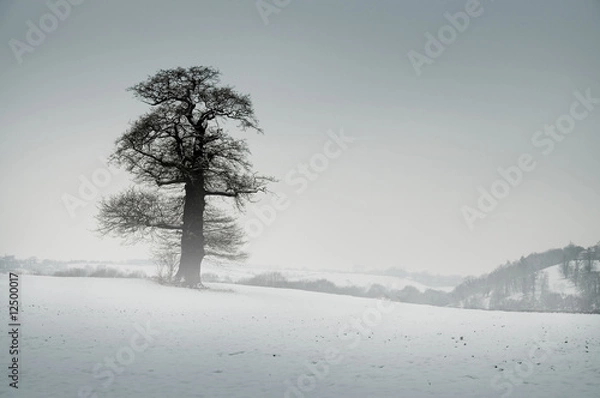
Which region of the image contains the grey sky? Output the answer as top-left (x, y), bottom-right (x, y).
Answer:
top-left (1, 0), bottom-right (599, 276)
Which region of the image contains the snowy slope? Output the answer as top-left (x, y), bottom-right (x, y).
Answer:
top-left (539, 264), bottom-right (579, 296)
top-left (1, 276), bottom-right (599, 397)
top-left (456, 261), bottom-right (600, 311)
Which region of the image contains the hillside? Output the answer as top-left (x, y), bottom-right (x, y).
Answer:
top-left (1, 275), bottom-right (599, 397)
top-left (451, 244), bottom-right (600, 313)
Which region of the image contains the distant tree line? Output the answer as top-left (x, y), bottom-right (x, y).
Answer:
top-left (237, 272), bottom-right (452, 307)
top-left (560, 246), bottom-right (600, 312)
top-left (4, 241), bottom-right (598, 314)
top-left (451, 242), bottom-right (600, 313)
top-left (0, 256), bottom-right (62, 274)
top-left (0, 256), bottom-right (149, 276)
top-left (371, 268), bottom-right (464, 288)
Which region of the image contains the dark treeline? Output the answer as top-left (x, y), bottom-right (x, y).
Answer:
top-left (227, 271), bottom-right (452, 307)
top-left (452, 243), bottom-right (600, 313)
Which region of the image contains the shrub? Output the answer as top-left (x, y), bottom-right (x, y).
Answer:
top-left (53, 266), bottom-right (146, 279)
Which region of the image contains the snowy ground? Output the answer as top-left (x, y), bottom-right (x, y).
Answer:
top-left (1, 275), bottom-right (599, 397)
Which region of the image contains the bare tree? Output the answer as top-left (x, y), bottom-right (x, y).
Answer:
top-left (153, 233), bottom-right (179, 284)
top-left (97, 66), bottom-right (272, 286)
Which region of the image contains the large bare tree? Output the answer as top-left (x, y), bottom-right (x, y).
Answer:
top-left (97, 66), bottom-right (272, 286)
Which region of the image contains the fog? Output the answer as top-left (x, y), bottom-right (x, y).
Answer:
top-left (1, 1), bottom-right (599, 397)
top-left (2, 0), bottom-right (600, 275)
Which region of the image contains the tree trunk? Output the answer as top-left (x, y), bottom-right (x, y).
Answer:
top-left (176, 179), bottom-right (206, 287)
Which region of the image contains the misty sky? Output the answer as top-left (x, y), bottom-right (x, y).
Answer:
top-left (1, 0), bottom-right (599, 276)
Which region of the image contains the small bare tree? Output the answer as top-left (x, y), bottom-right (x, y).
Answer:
top-left (152, 231), bottom-right (180, 284)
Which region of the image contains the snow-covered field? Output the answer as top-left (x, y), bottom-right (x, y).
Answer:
top-left (2, 275), bottom-right (599, 397)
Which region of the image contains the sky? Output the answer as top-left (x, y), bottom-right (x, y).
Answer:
top-left (0, 0), bottom-right (599, 276)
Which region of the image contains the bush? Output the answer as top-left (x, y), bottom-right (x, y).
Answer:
top-left (243, 272), bottom-right (288, 287)
top-left (53, 266), bottom-right (146, 279)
